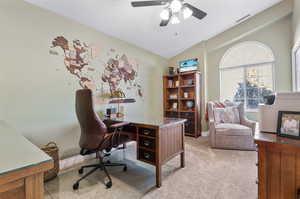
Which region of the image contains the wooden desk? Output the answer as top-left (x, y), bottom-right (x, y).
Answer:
top-left (105, 116), bottom-right (186, 188)
top-left (0, 125), bottom-right (53, 199)
top-left (255, 132), bottom-right (300, 199)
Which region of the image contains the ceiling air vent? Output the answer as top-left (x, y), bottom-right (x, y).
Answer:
top-left (236, 14), bottom-right (251, 23)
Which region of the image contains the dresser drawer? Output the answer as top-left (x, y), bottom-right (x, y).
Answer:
top-left (138, 149), bottom-right (156, 164)
top-left (139, 137), bottom-right (156, 150)
top-left (139, 128), bottom-right (156, 137)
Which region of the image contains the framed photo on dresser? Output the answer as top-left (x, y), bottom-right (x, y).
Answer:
top-left (277, 111), bottom-right (300, 139)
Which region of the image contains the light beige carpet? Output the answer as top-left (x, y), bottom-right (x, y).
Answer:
top-left (45, 136), bottom-right (257, 199)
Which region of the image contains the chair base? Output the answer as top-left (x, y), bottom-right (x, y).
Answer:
top-left (73, 158), bottom-right (127, 190)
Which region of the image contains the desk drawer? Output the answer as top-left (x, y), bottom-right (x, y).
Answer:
top-left (139, 128), bottom-right (156, 137)
top-left (139, 137), bottom-right (156, 150)
top-left (138, 149), bottom-right (156, 164)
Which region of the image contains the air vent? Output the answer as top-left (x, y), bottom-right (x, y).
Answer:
top-left (236, 14), bottom-right (251, 23)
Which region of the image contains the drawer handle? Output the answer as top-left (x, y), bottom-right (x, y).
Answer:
top-left (143, 130), bottom-right (151, 135)
top-left (256, 163), bottom-right (258, 167)
top-left (144, 153), bottom-right (151, 159)
top-left (143, 140), bottom-right (151, 147)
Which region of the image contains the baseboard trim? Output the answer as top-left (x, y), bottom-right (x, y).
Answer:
top-left (59, 153), bottom-right (96, 170)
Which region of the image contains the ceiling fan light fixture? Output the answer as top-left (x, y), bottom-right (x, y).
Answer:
top-left (170, 0), bottom-right (182, 13)
top-left (170, 15), bottom-right (180, 24)
top-left (182, 6), bottom-right (193, 19)
top-left (160, 8), bottom-right (170, 20)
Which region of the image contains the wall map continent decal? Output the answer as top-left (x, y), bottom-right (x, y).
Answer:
top-left (50, 36), bottom-right (143, 102)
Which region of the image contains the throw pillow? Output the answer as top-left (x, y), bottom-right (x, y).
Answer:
top-left (223, 106), bottom-right (240, 123)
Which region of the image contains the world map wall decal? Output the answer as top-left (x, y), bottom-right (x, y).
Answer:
top-left (50, 36), bottom-right (143, 103)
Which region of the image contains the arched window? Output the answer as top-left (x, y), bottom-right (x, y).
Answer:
top-left (220, 41), bottom-right (275, 111)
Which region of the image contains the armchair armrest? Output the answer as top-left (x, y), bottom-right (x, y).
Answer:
top-left (241, 118), bottom-right (257, 135)
top-left (109, 121), bottom-right (130, 129)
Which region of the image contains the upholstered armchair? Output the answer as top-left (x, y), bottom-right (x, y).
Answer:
top-left (207, 102), bottom-right (256, 150)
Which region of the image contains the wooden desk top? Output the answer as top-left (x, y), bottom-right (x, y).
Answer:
top-left (255, 131), bottom-right (300, 147)
top-left (0, 123), bottom-right (52, 177)
top-left (105, 116), bottom-right (186, 128)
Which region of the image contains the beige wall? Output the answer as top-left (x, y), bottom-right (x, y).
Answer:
top-left (169, 0), bottom-right (293, 123)
top-left (0, 0), bottom-right (167, 158)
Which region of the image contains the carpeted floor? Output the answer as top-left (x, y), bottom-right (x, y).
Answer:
top-left (45, 136), bottom-right (257, 199)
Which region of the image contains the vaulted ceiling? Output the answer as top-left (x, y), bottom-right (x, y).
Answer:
top-left (25, 0), bottom-right (282, 58)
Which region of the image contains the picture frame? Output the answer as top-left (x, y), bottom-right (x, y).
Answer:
top-left (277, 111), bottom-right (300, 139)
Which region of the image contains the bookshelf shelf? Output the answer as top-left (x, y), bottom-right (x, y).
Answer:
top-left (163, 71), bottom-right (202, 137)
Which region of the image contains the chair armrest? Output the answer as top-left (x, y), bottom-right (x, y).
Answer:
top-left (109, 121), bottom-right (130, 129)
top-left (241, 119), bottom-right (257, 135)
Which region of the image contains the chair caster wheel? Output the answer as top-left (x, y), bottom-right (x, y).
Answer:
top-left (78, 168), bottom-right (84, 174)
top-left (106, 181), bottom-right (112, 189)
top-left (73, 183), bottom-right (79, 190)
top-left (123, 166), bottom-right (127, 172)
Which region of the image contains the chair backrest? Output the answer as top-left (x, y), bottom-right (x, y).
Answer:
top-left (207, 101), bottom-right (244, 124)
top-left (75, 89), bottom-right (107, 150)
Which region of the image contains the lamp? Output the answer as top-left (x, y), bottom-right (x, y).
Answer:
top-left (170, 0), bottom-right (182, 13)
top-left (170, 15), bottom-right (180, 24)
top-left (160, 8), bottom-right (170, 20)
top-left (182, 6), bottom-right (193, 19)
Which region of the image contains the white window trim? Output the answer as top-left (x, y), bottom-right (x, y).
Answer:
top-left (292, 44), bottom-right (300, 92)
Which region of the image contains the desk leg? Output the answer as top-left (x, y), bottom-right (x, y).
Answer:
top-left (155, 165), bottom-right (162, 188)
top-left (180, 152), bottom-right (185, 168)
top-left (25, 172), bottom-right (44, 199)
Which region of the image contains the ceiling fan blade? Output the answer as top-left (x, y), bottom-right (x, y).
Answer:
top-left (131, 1), bottom-right (167, 7)
top-left (160, 19), bottom-right (170, 27)
top-left (184, 3), bottom-right (207, 20)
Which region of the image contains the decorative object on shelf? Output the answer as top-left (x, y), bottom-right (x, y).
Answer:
top-left (168, 67), bottom-right (176, 75)
top-left (106, 107), bottom-right (117, 118)
top-left (186, 79), bottom-right (193, 85)
top-left (109, 90), bottom-right (136, 117)
top-left (41, 142), bottom-right (59, 182)
top-left (184, 92), bottom-right (188, 98)
top-left (277, 111), bottom-right (300, 139)
top-left (168, 80), bottom-right (173, 87)
top-left (169, 94), bottom-right (178, 99)
top-left (179, 58), bottom-right (198, 72)
top-left (186, 101), bottom-right (194, 109)
top-left (175, 80), bottom-right (179, 87)
top-left (172, 102), bottom-right (178, 110)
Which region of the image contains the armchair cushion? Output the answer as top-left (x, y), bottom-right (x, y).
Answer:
top-left (215, 123), bottom-right (252, 136)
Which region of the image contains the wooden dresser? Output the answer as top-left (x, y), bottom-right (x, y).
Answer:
top-left (163, 71), bottom-right (202, 137)
top-left (255, 132), bottom-right (300, 199)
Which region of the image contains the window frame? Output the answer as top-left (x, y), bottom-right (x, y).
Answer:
top-left (292, 44), bottom-right (300, 92)
top-left (219, 58), bottom-right (276, 113)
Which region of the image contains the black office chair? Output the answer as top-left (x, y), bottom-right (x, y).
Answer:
top-left (73, 89), bottom-right (131, 189)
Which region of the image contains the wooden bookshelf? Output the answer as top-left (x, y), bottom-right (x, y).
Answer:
top-left (163, 71), bottom-right (202, 137)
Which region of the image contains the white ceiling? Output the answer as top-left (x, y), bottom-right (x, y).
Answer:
top-left (25, 0), bottom-right (282, 58)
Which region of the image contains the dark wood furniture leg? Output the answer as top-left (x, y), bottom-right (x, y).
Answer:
top-left (180, 152), bottom-right (185, 168)
top-left (155, 165), bottom-right (162, 188)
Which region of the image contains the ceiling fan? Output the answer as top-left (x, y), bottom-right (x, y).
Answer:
top-left (131, 0), bottom-right (207, 27)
